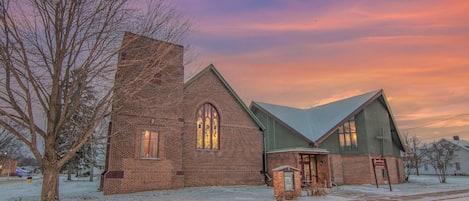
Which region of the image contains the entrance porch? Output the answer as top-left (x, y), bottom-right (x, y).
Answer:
top-left (266, 148), bottom-right (331, 188)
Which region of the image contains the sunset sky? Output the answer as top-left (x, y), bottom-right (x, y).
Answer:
top-left (172, 0), bottom-right (469, 142)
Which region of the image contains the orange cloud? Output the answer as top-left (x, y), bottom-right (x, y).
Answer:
top-left (181, 0), bottom-right (469, 141)
top-left (426, 118), bottom-right (469, 128)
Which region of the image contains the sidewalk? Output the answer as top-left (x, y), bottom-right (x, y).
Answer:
top-left (319, 175), bottom-right (469, 201)
top-left (324, 186), bottom-right (469, 201)
top-left (0, 175), bottom-right (468, 201)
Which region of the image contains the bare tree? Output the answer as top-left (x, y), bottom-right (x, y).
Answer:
top-left (0, 0), bottom-right (190, 200)
top-left (87, 115), bottom-right (110, 182)
top-left (0, 127), bottom-right (19, 151)
top-left (54, 75), bottom-right (96, 181)
top-left (0, 123), bottom-right (26, 160)
top-left (422, 139), bottom-right (458, 183)
top-left (402, 132), bottom-right (423, 181)
top-left (1, 128), bottom-right (17, 171)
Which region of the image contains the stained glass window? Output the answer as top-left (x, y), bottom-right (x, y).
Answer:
top-left (196, 103), bottom-right (220, 150)
top-left (338, 117), bottom-right (358, 151)
top-left (141, 130), bottom-right (159, 158)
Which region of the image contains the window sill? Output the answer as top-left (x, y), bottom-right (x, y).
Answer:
top-left (140, 157), bottom-right (161, 160)
top-left (195, 149), bottom-right (220, 152)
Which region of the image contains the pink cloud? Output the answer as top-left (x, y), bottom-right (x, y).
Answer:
top-left (178, 0), bottom-right (469, 141)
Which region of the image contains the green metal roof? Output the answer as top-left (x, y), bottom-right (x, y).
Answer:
top-left (185, 64), bottom-right (266, 131)
top-left (251, 89), bottom-right (404, 150)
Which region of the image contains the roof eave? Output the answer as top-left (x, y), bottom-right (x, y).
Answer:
top-left (185, 64), bottom-right (266, 131)
top-left (250, 102), bottom-right (314, 144)
top-left (378, 91), bottom-right (406, 152)
top-left (315, 89), bottom-right (384, 145)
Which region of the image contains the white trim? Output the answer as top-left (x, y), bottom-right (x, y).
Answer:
top-left (267, 147), bottom-right (329, 154)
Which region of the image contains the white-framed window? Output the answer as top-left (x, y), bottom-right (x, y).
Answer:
top-left (141, 130), bottom-right (159, 158)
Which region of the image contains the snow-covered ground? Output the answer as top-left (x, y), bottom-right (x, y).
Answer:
top-left (1, 175), bottom-right (468, 201)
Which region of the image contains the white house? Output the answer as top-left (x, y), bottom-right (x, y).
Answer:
top-left (417, 136), bottom-right (469, 176)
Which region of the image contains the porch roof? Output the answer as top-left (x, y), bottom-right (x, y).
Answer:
top-left (266, 147), bottom-right (329, 154)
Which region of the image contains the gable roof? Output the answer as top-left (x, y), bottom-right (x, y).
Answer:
top-left (185, 64), bottom-right (266, 131)
top-left (444, 139), bottom-right (469, 152)
top-left (251, 89), bottom-right (404, 149)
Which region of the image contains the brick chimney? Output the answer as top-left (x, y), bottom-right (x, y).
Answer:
top-left (453, 136), bottom-right (460, 141)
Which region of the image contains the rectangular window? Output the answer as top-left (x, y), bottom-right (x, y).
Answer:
top-left (455, 162), bottom-right (461, 171)
top-left (351, 132), bottom-right (358, 150)
top-left (338, 117), bottom-right (358, 152)
top-left (345, 133), bottom-right (351, 149)
top-left (141, 130), bottom-right (159, 158)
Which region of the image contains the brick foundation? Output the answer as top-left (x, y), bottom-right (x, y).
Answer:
top-left (266, 150), bottom-right (331, 188)
top-left (329, 154), bottom-right (405, 185)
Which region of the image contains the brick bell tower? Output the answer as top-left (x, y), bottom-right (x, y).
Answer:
top-left (102, 32), bottom-right (184, 194)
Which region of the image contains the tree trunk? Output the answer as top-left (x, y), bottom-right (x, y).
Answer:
top-left (441, 168), bottom-right (447, 183)
top-left (41, 166), bottom-right (60, 201)
top-left (89, 163), bottom-right (94, 182)
top-left (67, 163), bottom-right (73, 181)
top-left (415, 160), bottom-right (420, 176)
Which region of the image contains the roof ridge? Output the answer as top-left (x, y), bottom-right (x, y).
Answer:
top-left (253, 101), bottom-right (306, 111)
top-left (185, 64), bottom-right (266, 131)
top-left (446, 139), bottom-right (469, 152)
top-left (253, 89), bottom-right (399, 147)
top-left (308, 89), bottom-right (382, 110)
top-left (184, 64), bottom-right (214, 87)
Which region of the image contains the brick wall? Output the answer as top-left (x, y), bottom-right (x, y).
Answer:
top-left (341, 154), bottom-right (373, 184)
top-left (0, 159), bottom-right (17, 176)
top-left (329, 153), bottom-right (405, 186)
top-left (182, 68), bottom-right (264, 187)
top-left (273, 170), bottom-right (301, 199)
top-left (266, 151), bottom-right (331, 188)
top-left (267, 152), bottom-right (298, 183)
top-left (104, 34), bottom-right (266, 195)
top-left (329, 154), bottom-right (344, 185)
top-left (103, 32), bottom-right (184, 195)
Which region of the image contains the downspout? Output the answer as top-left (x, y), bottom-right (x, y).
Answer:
top-left (263, 115), bottom-right (271, 182)
top-left (263, 128), bottom-right (271, 182)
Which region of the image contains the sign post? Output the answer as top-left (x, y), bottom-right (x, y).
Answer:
top-left (372, 158), bottom-right (392, 191)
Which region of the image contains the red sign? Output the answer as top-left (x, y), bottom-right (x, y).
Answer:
top-left (374, 158), bottom-right (386, 168)
top-left (372, 158), bottom-right (392, 191)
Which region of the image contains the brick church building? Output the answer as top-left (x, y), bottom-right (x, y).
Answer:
top-left (102, 33), bottom-right (406, 195)
top-left (101, 33), bottom-right (265, 194)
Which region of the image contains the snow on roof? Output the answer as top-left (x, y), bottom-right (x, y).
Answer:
top-left (447, 139), bottom-right (469, 152)
top-left (252, 90), bottom-right (382, 143)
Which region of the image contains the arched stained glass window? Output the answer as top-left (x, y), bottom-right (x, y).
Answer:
top-left (196, 103), bottom-right (220, 150)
